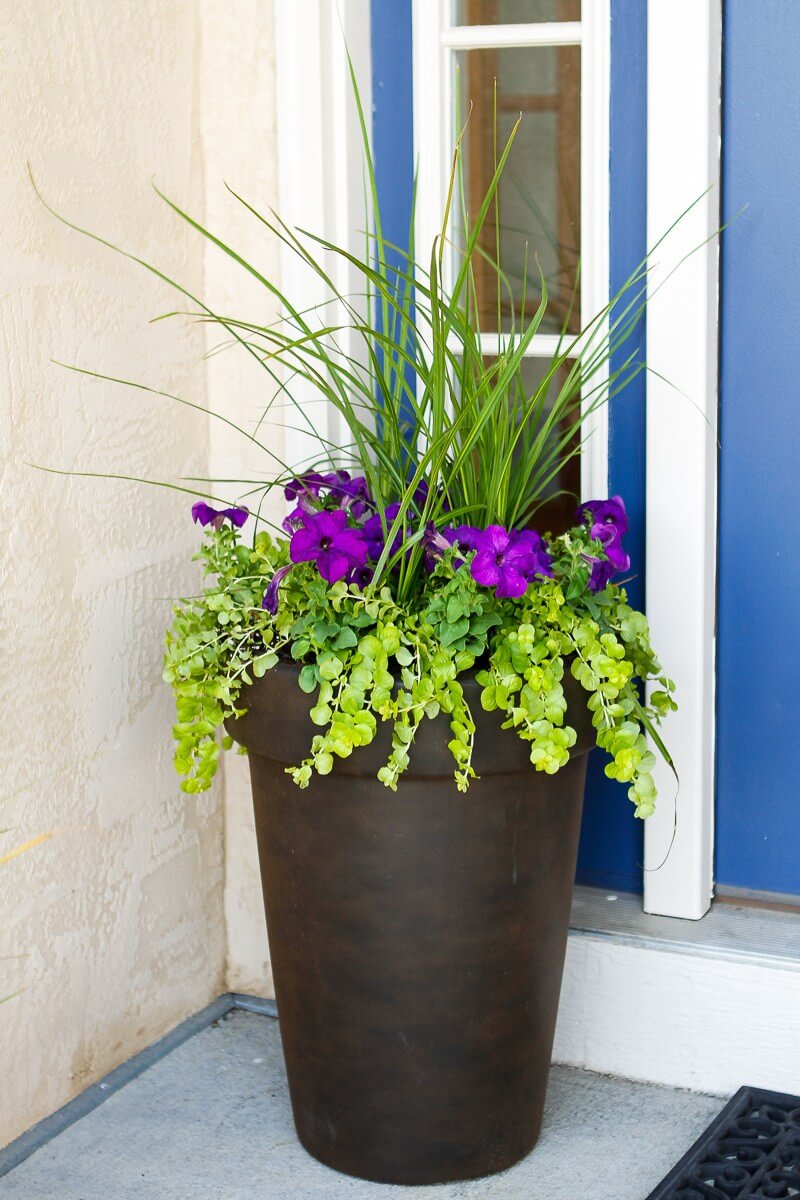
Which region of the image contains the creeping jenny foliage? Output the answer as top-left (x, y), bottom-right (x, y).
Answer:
top-left (163, 523), bottom-right (676, 817)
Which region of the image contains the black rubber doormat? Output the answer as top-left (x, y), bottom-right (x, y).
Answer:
top-left (646, 1086), bottom-right (800, 1198)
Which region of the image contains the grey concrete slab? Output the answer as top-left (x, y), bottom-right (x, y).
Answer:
top-left (2, 1010), bottom-right (723, 1199)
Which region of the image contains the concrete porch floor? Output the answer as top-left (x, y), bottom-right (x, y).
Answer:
top-left (2, 1009), bottom-right (723, 1199)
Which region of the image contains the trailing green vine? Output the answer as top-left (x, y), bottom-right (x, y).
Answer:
top-left (164, 513), bottom-right (676, 816)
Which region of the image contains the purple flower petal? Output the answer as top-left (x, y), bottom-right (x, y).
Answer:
top-left (578, 495), bottom-right (630, 590)
top-left (508, 529), bottom-right (554, 579)
top-left (262, 564), bottom-right (292, 614)
top-left (575, 494), bottom-right (633, 588)
top-left (318, 550), bottom-right (353, 584)
top-left (288, 509), bottom-right (368, 583)
top-left (335, 530), bottom-right (370, 565)
top-left (285, 470), bottom-right (372, 519)
top-left (446, 525), bottom-right (483, 553)
top-left (594, 526), bottom-right (629, 571)
top-left (587, 557), bottom-right (617, 593)
top-left (192, 501), bottom-right (248, 529)
top-left (192, 501), bottom-right (219, 527)
top-left (469, 525), bottom-right (552, 595)
top-left (423, 523), bottom-right (458, 571)
top-left (282, 504), bottom-right (307, 534)
top-left (364, 503), bottom-right (402, 562)
top-left (470, 549), bottom-right (503, 588)
top-left (328, 472), bottom-right (371, 508)
top-left (410, 479), bottom-right (452, 515)
top-left (482, 525), bottom-right (511, 556)
top-left (348, 563), bottom-right (374, 589)
top-left (284, 472), bottom-right (325, 502)
top-left (495, 566), bottom-right (530, 599)
top-left (577, 494), bottom-right (629, 534)
top-left (290, 525), bottom-right (323, 563)
top-left (221, 506), bottom-right (249, 528)
top-left (411, 479), bottom-right (429, 509)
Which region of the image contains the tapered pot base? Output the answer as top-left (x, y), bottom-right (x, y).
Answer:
top-left (294, 1112), bottom-right (542, 1186)
top-left (228, 663), bottom-right (592, 1186)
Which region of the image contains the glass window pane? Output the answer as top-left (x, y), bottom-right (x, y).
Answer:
top-left (453, 0), bottom-right (580, 26)
top-left (454, 44), bottom-right (581, 335)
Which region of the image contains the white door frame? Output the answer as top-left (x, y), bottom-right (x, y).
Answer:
top-left (643, 0), bottom-right (722, 919)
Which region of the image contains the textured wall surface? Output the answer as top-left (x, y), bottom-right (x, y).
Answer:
top-left (199, 0), bottom-right (281, 998)
top-left (0, 0), bottom-right (231, 1146)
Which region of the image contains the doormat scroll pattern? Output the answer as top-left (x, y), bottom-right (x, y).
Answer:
top-left (647, 1086), bottom-right (800, 1198)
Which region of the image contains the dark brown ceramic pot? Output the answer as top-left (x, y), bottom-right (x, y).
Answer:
top-left (227, 661), bottom-right (593, 1186)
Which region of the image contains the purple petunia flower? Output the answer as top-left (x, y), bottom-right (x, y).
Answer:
top-left (470, 526), bottom-right (553, 599)
top-left (289, 509), bottom-right (368, 584)
top-left (262, 564), bottom-right (292, 614)
top-left (411, 479), bottom-right (430, 511)
top-left (592, 522), bottom-right (629, 571)
top-left (577, 495), bottom-right (630, 592)
top-left (327, 472), bottom-right (372, 517)
top-left (423, 523), bottom-right (489, 571)
top-left (284, 472), bottom-right (327, 502)
top-left (284, 470), bottom-right (372, 518)
top-left (587, 557), bottom-right (617, 593)
top-left (585, 529), bottom-right (630, 592)
top-left (577, 494), bottom-right (629, 537)
top-left (408, 478), bottom-right (453, 516)
top-left (192, 501), bottom-right (249, 530)
top-left (363, 503), bottom-right (402, 563)
top-left (445, 525), bottom-right (483, 553)
top-left (347, 563), bottom-right (374, 589)
top-left (423, 524), bottom-right (456, 572)
top-left (281, 504), bottom-right (309, 535)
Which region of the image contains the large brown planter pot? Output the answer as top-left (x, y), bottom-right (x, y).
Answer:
top-left (227, 660), bottom-right (593, 1186)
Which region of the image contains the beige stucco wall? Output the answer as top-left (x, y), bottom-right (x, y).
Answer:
top-left (200, 1), bottom-right (281, 999)
top-left (0, 0), bottom-right (281, 1147)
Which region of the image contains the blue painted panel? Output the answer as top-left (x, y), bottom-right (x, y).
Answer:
top-left (370, 0), bottom-right (415, 274)
top-left (370, 0), bottom-right (416, 445)
top-left (576, 0), bottom-right (647, 894)
top-left (370, 0), bottom-right (648, 893)
top-left (716, 1), bottom-right (800, 894)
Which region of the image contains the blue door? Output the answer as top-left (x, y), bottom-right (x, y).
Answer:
top-left (716, 0), bottom-right (800, 901)
top-left (371, 0), bottom-right (648, 893)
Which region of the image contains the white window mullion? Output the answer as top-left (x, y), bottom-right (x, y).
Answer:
top-left (449, 333), bottom-right (571, 360)
top-left (441, 22), bottom-right (583, 51)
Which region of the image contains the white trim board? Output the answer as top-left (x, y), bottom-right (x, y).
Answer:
top-left (558, 888), bottom-right (800, 1095)
top-left (274, 0), bottom-right (372, 472)
top-left (578, 0), bottom-right (611, 502)
top-left (555, 930), bottom-right (800, 1096)
top-left (643, 0), bottom-right (721, 919)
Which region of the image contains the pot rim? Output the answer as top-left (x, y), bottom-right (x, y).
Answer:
top-left (226, 657), bottom-right (596, 780)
